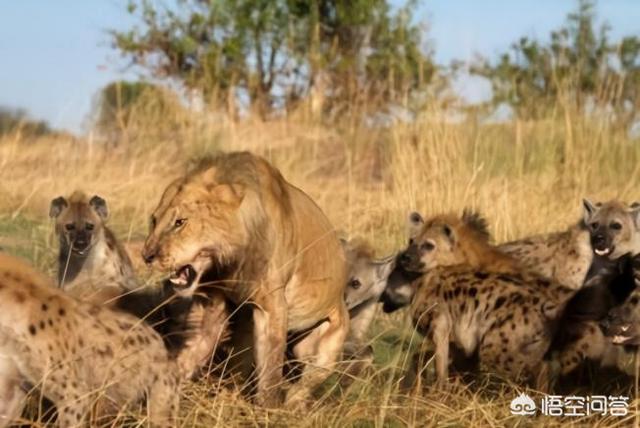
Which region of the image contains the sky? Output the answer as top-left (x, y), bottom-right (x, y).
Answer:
top-left (0, 1), bottom-right (638, 134)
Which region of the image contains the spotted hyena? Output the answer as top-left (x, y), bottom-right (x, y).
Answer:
top-left (550, 200), bottom-right (640, 376)
top-left (337, 239), bottom-right (395, 382)
top-left (601, 254), bottom-right (640, 345)
top-left (49, 191), bottom-right (138, 303)
top-left (0, 252), bottom-right (179, 427)
top-left (400, 210), bottom-right (578, 389)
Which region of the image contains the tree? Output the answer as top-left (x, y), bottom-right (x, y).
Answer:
top-left (91, 80), bottom-right (188, 143)
top-left (0, 107), bottom-right (51, 137)
top-left (471, 0), bottom-right (640, 124)
top-left (111, 0), bottom-right (435, 118)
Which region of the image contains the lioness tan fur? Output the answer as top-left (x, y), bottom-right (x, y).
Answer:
top-left (142, 151), bottom-right (349, 406)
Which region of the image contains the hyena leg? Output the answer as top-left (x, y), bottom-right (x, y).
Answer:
top-left (400, 340), bottom-right (432, 393)
top-left (0, 358), bottom-right (25, 428)
top-left (56, 396), bottom-right (91, 428)
top-left (147, 373), bottom-right (180, 428)
top-left (432, 312), bottom-right (451, 385)
top-left (557, 321), bottom-right (608, 376)
top-left (286, 303), bottom-right (349, 405)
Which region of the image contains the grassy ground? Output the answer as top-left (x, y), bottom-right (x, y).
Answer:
top-left (2, 107), bottom-right (640, 426)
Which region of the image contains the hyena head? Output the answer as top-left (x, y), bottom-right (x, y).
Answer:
top-left (601, 288), bottom-right (640, 346)
top-left (341, 239), bottom-right (395, 309)
top-left (380, 254), bottom-right (422, 313)
top-left (583, 199), bottom-right (640, 259)
top-left (398, 210), bottom-right (490, 273)
top-left (49, 191), bottom-right (108, 256)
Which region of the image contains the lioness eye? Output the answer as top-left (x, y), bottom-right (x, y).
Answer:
top-left (590, 222), bottom-right (599, 230)
top-left (174, 218), bottom-right (187, 228)
top-left (408, 238), bottom-right (414, 245)
top-left (85, 223), bottom-right (94, 231)
top-left (64, 224), bottom-right (75, 231)
top-left (349, 279), bottom-right (361, 289)
top-left (421, 242), bottom-right (435, 251)
top-left (610, 222), bottom-right (622, 230)
top-left (149, 216), bottom-right (156, 229)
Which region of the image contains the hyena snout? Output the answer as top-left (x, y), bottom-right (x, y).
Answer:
top-left (399, 247), bottom-right (424, 272)
top-left (600, 305), bottom-right (639, 344)
top-left (71, 231), bottom-right (91, 251)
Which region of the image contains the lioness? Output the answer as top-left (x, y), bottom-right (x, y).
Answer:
top-left (142, 151), bottom-right (349, 406)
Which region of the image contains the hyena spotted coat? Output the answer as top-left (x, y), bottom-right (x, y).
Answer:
top-left (400, 210), bottom-right (579, 389)
top-left (0, 252), bottom-right (179, 427)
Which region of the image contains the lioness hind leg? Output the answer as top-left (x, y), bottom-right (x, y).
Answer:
top-left (285, 304), bottom-right (349, 405)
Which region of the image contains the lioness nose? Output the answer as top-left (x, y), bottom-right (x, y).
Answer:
top-left (142, 248), bottom-right (157, 264)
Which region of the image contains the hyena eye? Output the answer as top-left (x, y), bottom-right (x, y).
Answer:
top-left (85, 223), bottom-right (94, 231)
top-left (421, 242), bottom-right (435, 251)
top-left (590, 222), bottom-right (599, 230)
top-left (349, 278), bottom-right (361, 289)
top-left (174, 218), bottom-right (187, 228)
top-left (610, 222), bottom-right (622, 231)
top-left (64, 224), bottom-right (75, 231)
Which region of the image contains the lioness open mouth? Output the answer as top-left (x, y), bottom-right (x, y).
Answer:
top-left (169, 265), bottom-right (197, 288)
top-left (594, 246), bottom-right (614, 256)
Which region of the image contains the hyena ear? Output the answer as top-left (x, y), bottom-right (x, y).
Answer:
top-left (443, 224), bottom-right (455, 244)
top-left (89, 195), bottom-right (109, 220)
top-left (582, 199), bottom-right (599, 222)
top-left (407, 212), bottom-right (424, 237)
top-left (49, 197), bottom-right (68, 218)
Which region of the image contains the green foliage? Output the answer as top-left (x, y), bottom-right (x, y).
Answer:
top-left (0, 107), bottom-right (51, 137)
top-left (111, 0), bottom-right (435, 118)
top-left (471, 0), bottom-right (640, 123)
top-left (92, 80), bottom-right (187, 142)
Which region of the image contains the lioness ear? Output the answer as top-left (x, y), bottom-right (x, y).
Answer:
top-left (89, 195), bottom-right (108, 219)
top-left (583, 199), bottom-right (599, 223)
top-left (49, 196), bottom-right (68, 218)
top-left (211, 184), bottom-right (245, 206)
top-left (407, 212), bottom-right (424, 237)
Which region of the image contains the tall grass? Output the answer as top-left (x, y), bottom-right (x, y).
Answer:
top-left (1, 98), bottom-right (639, 426)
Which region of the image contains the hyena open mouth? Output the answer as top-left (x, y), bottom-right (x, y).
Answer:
top-left (594, 245), bottom-right (615, 257)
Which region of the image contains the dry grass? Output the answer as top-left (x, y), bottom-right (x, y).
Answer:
top-left (2, 104), bottom-right (640, 426)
